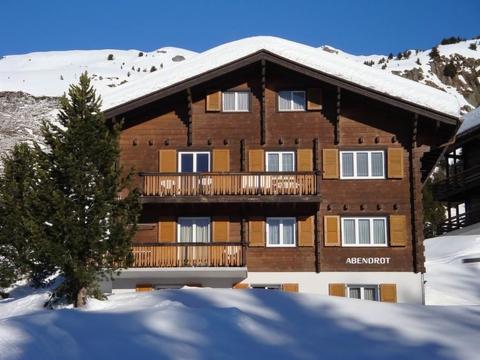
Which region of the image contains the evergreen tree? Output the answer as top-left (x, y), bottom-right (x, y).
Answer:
top-left (423, 163), bottom-right (447, 238)
top-left (443, 61), bottom-right (457, 78)
top-left (429, 46), bottom-right (440, 59)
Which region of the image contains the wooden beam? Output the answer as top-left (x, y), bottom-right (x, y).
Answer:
top-left (409, 113), bottom-right (422, 273)
top-left (187, 88), bottom-right (192, 146)
top-left (260, 60), bottom-right (266, 145)
top-left (240, 139), bottom-right (246, 172)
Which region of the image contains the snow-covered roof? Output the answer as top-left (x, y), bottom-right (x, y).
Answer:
top-left (101, 36), bottom-right (461, 119)
top-left (457, 106), bottom-right (480, 136)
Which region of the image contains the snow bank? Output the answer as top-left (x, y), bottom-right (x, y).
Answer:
top-left (101, 36), bottom-right (461, 118)
top-left (457, 106), bottom-right (480, 136)
top-left (1, 288), bottom-right (479, 359)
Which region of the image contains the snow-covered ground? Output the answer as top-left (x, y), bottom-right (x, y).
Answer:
top-left (1, 286), bottom-right (479, 360)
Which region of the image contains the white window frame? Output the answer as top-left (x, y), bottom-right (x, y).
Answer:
top-left (339, 150), bottom-right (385, 179)
top-left (278, 90), bottom-right (306, 111)
top-left (222, 91), bottom-right (250, 112)
top-left (341, 217), bottom-right (388, 247)
top-left (177, 217), bottom-right (211, 243)
top-left (265, 151), bottom-right (296, 172)
top-left (266, 217), bottom-right (296, 247)
top-left (178, 151), bottom-right (211, 173)
top-left (347, 285), bottom-right (380, 301)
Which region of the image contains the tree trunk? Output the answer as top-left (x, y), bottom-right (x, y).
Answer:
top-left (75, 287), bottom-right (87, 308)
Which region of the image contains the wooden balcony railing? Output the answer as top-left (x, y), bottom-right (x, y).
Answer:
top-left (433, 165), bottom-right (480, 201)
top-left (140, 172), bottom-right (318, 197)
top-left (437, 209), bottom-right (480, 234)
top-left (132, 243), bottom-right (245, 267)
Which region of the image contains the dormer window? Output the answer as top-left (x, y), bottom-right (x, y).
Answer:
top-left (222, 91), bottom-right (250, 112)
top-left (278, 91), bottom-right (306, 111)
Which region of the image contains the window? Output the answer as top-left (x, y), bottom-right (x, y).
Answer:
top-left (177, 217), bottom-right (210, 243)
top-left (266, 151), bottom-right (295, 172)
top-left (347, 285), bottom-right (379, 301)
top-left (278, 91), bottom-right (306, 111)
top-left (178, 152), bottom-right (210, 173)
top-left (340, 151), bottom-right (385, 179)
top-left (251, 284), bottom-right (281, 290)
top-left (222, 91), bottom-right (249, 112)
top-left (266, 217), bottom-right (296, 247)
top-left (341, 217), bottom-right (387, 246)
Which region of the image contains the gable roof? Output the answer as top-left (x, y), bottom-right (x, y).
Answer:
top-left (101, 36), bottom-right (461, 123)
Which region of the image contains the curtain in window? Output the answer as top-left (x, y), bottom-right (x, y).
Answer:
top-left (278, 91), bottom-right (291, 110)
top-left (358, 219), bottom-right (370, 244)
top-left (195, 219), bottom-right (210, 243)
top-left (357, 152), bottom-right (369, 177)
top-left (349, 287), bottom-right (361, 299)
top-left (364, 288), bottom-right (377, 301)
top-left (371, 152), bottom-right (384, 177)
top-left (342, 153), bottom-right (354, 177)
top-left (268, 220), bottom-right (280, 244)
top-left (282, 219), bottom-right (295, 245)
top-left (343, 219), bottom-right (356, 244)
top-left (373, 219), bottom-right (386, 244)
top-left (282, 153), bottom-right (294, 171)
top-left (223, 92), bottom-right (236, 111)
top-left (237, 92), bottom-right (249, 111)
top-left (267, 153), bottom-right (280, 172)
top-left (179, 219), bottom-right (194, 242)
top-left (292, 92), bottom-right (305, 110)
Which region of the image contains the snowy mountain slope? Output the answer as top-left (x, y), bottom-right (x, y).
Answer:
top-left (1, 287), bottom-right (480, 360)
top-left (321, 38), bottom-right (480, 112)
top-left (0, 47), bottom-right (197, 97)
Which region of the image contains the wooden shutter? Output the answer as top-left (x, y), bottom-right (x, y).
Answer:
top-left (329, 283), bottom-right (345, 297)
top-left (136, 284), bottom-right (153, 292)
top-left (380, 284), bottom-right (397, 303)
top-left (158, 218), bottom-right (176, 243)
top-left (282, 283), bottom-right (299, 292)
top-left (298, 216), bottom-right (314, 247)
top-left (212, 149), bottom-right (230, 172)
top-left (389, 215), bottom-right (407, 247)
top-left (307, 88), bottom-right (323, 110)
top-left (387, 148), bottom-right (404, 179)
top-left (248, 149), bottom-right (264, 172)
top-left (249, 218), bottom-right (265, 247)
top-left (206, 91), bottom-right (221, 112)
top-left (322, 149), bottom-right (339, 179)
top-left (233, 283), bottom-right (249, 289)
top-left (212, 218), bottom-right (229, 242)
top-left (297, 149), bottom-right (313, 171)
top-left (158, 149), bottom-right (176, 172)
top-left (324, 215), bottom-right (340, 246)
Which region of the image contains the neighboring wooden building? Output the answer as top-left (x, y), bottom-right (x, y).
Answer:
top-left (101, 37), bottom-right (460, 303)
top-left (434, 107), bottom-right (480, 233)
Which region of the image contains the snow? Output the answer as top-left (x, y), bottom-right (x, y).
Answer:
top-left (457, 106), bottom-right (480, 136)
top-left (425, 232), bottom-right (480, 305)
top-left (0, 47), bottom-right (197, 97)
top-left (100, 36), bottom-right (461, 118)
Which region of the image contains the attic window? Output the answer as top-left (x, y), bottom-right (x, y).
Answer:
top-left (278, 91), bottom-right (305, 111)
top-left (222, 91), bottom-right (249, 112)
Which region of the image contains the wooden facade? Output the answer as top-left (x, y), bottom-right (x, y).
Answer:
top-left (109, 55), bottom-right (458, 278)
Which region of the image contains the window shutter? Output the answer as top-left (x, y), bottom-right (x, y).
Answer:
top-left (282, 283), bottom-right (299, 292)
top-left (380, 284), bottom-right (397, 303)
top-left (248, 149), bottom-right (264, 172)
top-left (387, 148), bottom-right (404, 179)
top-left (158, 149), bottom-right (177, 172)
top-left (206, 91), bottom-right (221, 112)
top-left (233, 283), bottom-right (249, 289)
top-left (212, 149), bottom-right (230, 172)
top-left (136, 284), bottom-right (153, 292)
top-left (249, 218), bottom-right (265, 246)
top-left (307, 88), bottom-right (323, 110)
top-left (324, 215), bottom-right (340, 246)
top-left (158, 218), bottom-right (176, 243)
top-left (322, 149), bottom-right (339, 179)
top-left (296, 149), bottom-right (313, 171)
top-left (329, 283), bottom-right (345, 297)
top-left (389, 215), bottom-right (407, 246)
top-left (212, 217), bottom-right (229, 242)
top-left (298, 216), bottom-right (314, 247)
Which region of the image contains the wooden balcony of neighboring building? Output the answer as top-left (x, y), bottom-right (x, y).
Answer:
top-left (433, 165), bottom-right (480, 202)
top-left (139, 172), bottom-right (320, 203)
top-left (437, 209), bottom-right (480, 234)
top-left (132, 242), bottom-right (245, 268)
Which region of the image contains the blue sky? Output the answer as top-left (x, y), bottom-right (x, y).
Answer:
top-left (2, 0), bottom-right (479, 56)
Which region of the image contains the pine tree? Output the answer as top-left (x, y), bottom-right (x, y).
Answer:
top-left (443, 61), bottom-right (457, 78)
top-left (429, 46), bottom-right (440, 59)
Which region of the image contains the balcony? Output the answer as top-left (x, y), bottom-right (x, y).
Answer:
top-left (433, 165), bottom-right (480, 202)
top-left (437, 209), bottom-right (480, 234)
top-left (132, 242), bottom-right (245, 267)
top-left (139, 172), bottom-right (320, 203)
